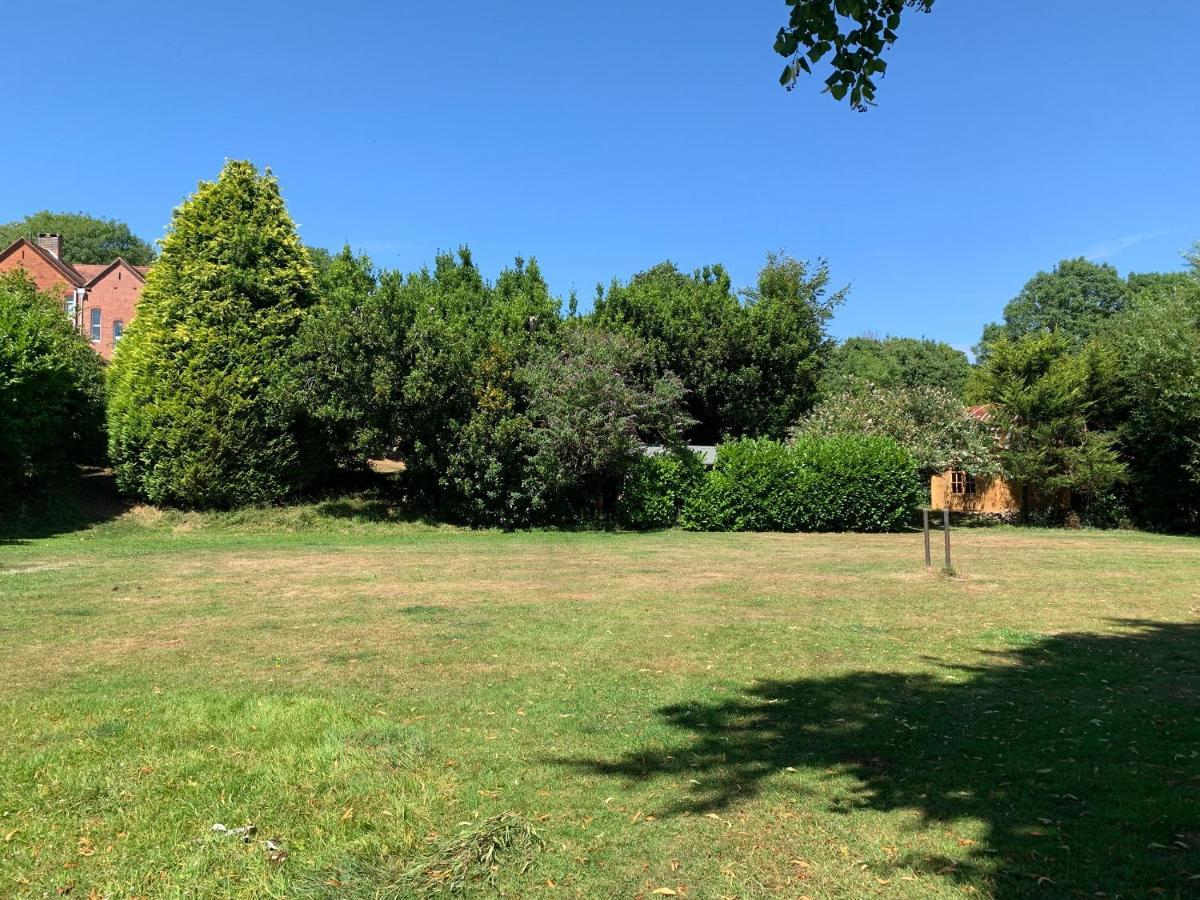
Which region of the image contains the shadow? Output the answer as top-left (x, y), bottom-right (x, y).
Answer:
top-left (0, 467), bottom-right (129, 544)
top-left (556, 620), bottom-right (1200, 896)
top-left (314, 497), bottom-right (437, 526)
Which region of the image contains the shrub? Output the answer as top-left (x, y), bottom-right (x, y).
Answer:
top-left (789, 434), bottom-right (923, 531)
top-left (682, 436), bottom-right (920, 532)
top-left (793, 382), bottom-right (1001, 480)
top-left (106, 161), bottom-right (327, 507)
top-left (0, 272), bottom-right (105, 498)
top-left (523, 325), bottom-right (690, 523)
top-left (681, 438), bottom-right (815, 531)
top-left (615, 449), bottom-right (705, 530)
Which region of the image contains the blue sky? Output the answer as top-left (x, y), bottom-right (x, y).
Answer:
top-left (3, 1), bottom-right (1197, 352)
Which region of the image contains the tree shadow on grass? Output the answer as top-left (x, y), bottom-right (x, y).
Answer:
top-left (0, 467), bottom-right (129, 544)
top-left (555, 620), bottom-right (1200, 897)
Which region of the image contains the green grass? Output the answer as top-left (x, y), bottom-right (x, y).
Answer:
top-left (1, 505), bottom-right (1198, 898)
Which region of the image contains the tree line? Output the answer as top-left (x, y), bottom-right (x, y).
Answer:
top-left (2, 161), bottom-right (1197, 532)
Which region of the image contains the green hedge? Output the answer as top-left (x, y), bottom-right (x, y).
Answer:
top-left (0, 273), bottom-right (106, 497)
top-left (616, 449), bottom-right (706, 530)
top-left (680, 436), bottom-right (920, 532)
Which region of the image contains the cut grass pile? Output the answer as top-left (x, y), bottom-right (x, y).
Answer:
top-left (1, 505), bottom-right (1198, 898)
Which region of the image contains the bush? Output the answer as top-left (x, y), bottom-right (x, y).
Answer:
top-left (106, 161), bottom-right (329, 508)
top-left (680, 438), bottom-right (815, 531)
top-left (523, 325), bottom-right (690, 524)
top-left (681, 436), bottom-right (920, 532)
top-left (0, 272), bottom-right (105, 498)
top-left (788, 435), bottom-right (923, 531)
top-left (615, 449), bottom-right (705, 530)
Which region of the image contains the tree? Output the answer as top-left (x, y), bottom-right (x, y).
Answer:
top-left (976, 258), bottom-right (1130, 359)
top-left (523, 324), bottom-right (691, 520)
top-left (106, 161), bottom-right (326, 507)
top-left (737, 252), bottom-right (845, 436)
top-left (966, 333), bottom-right (1125, 520)
top-left (794, 381), bottom-right (1000, 480)
top-left (592, 252), bottom-right (841, 442)
top-left (1100, 283), bottom-right (1200, 531)
top-left (775, 0), bottom-right (935, 110)
top-left (305, 245), bottom-right (337, 279)
top-left (819, 336), bottom-right (971, 397)
top-left (0, 211), bottom-right (155, 266)
top-left (292, 246), bottom-right (393, 465)
top-left (0, 272), bottom-right (105, 499)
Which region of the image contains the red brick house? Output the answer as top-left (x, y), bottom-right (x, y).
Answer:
top-left (0, 233), bottom-right (148, 360)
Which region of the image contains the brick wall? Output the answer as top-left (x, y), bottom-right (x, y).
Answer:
top-left (85, 266), bottom-right (144, 360)
top-left (0, 243), bottom-right (73, 299)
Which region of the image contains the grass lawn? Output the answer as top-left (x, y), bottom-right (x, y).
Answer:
top-left (1, 503), bottom-right (1198, 898)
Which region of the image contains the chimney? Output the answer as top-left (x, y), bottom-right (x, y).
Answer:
top-left (37, 233), bottom-right (62, 259)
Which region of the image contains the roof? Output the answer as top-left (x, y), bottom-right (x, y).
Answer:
top-left (642, 444), bottom-right (719, 466)
top-left (77, 257), bottom-right (147, 288)
top-left (966, 405), bottom-right (993, 422)
top-left (0, 236), bottom-right (85, 286)
top-left (73, 264), bottom-right (107, 281)
top-left (0, 238), bottom-right (149, 288)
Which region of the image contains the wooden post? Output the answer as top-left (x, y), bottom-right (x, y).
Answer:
top-left (942, 508), bottom-right (952, 571)
top-left (922, 509), bottom-right (931, 568)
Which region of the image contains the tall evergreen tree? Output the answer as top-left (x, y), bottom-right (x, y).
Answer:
top-left (107, 161), bottom-right (325, 507)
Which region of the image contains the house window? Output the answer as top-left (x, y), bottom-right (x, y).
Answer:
top-left (90, 308), bottom-right (101, 342)
top-left (950, 471), bottom-right (977, 495)
top-left (113, 320), bottom-right (124, 343)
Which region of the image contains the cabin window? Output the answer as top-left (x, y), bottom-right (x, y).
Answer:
top-left (113, 320), bottom-right (124, 343)
top-left (89, 308), bottom-right (101, 342)
top-left (950, 471), bottom-right (977, 495)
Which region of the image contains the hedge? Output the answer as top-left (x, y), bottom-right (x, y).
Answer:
top-left (680, 436), bottom-right (921, 532)
top-left (616, 449), bottom-right (706, 530)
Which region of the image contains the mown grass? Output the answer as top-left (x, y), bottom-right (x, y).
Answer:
top-left (1, 504), bottom-right (1198, 898)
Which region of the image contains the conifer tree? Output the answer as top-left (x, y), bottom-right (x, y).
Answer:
top-left (107, 161), bottom-right (324, 507)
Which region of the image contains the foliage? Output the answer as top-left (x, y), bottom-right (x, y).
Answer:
top-left (293, 247), bottom-right (395, 465)
top-left (976, 257), bottom-right (1130, 359)
top-left (681, 438), bottom-right (815, 532)
top-left (0, 210), bottom-right (155, 265)
top-left (775, 0), bottom-right (935, 109)
top-left (298, 248), bottom-right (562, 526)
top-left (304, 245), bottom-right (337, 278)
top-left (681, 435), bottom-right (920, 532)
top-left (0, 272), bottom-right (105, 498)
top-left (523, 325), bottom-right (691, 522)
top-left (402, 253), bottom-right (561, 527)
top-left (106, 160), bottom-right (326, 508)
top-left (592, 252), bottom-right (842, 442)
top-left (794, 381), bottom-right (1000, 478)
top-left (966, 333), bottom-right (1125, 519)
top-left (819, 336), bottom-right (971, 397)
top-left (1100, 284), bottom-right (1200, 531)
top-left (615, 449), bottom-right (706, 531)
top-left (737, 252), bottom-right (846, 436)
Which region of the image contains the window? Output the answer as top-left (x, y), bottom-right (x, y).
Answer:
top-left (113, 320), bottom-right (124, 343)
top-left (90, 308), bottom-right (101, 342)
top-left (950, 471), bottom-right (977, 495)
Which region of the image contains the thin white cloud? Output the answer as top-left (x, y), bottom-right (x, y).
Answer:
top-left (1082, 230), bottom-right (1172, 261)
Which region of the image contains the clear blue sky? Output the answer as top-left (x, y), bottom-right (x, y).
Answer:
top-left (3, 1), bottom-right (1197, 352)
